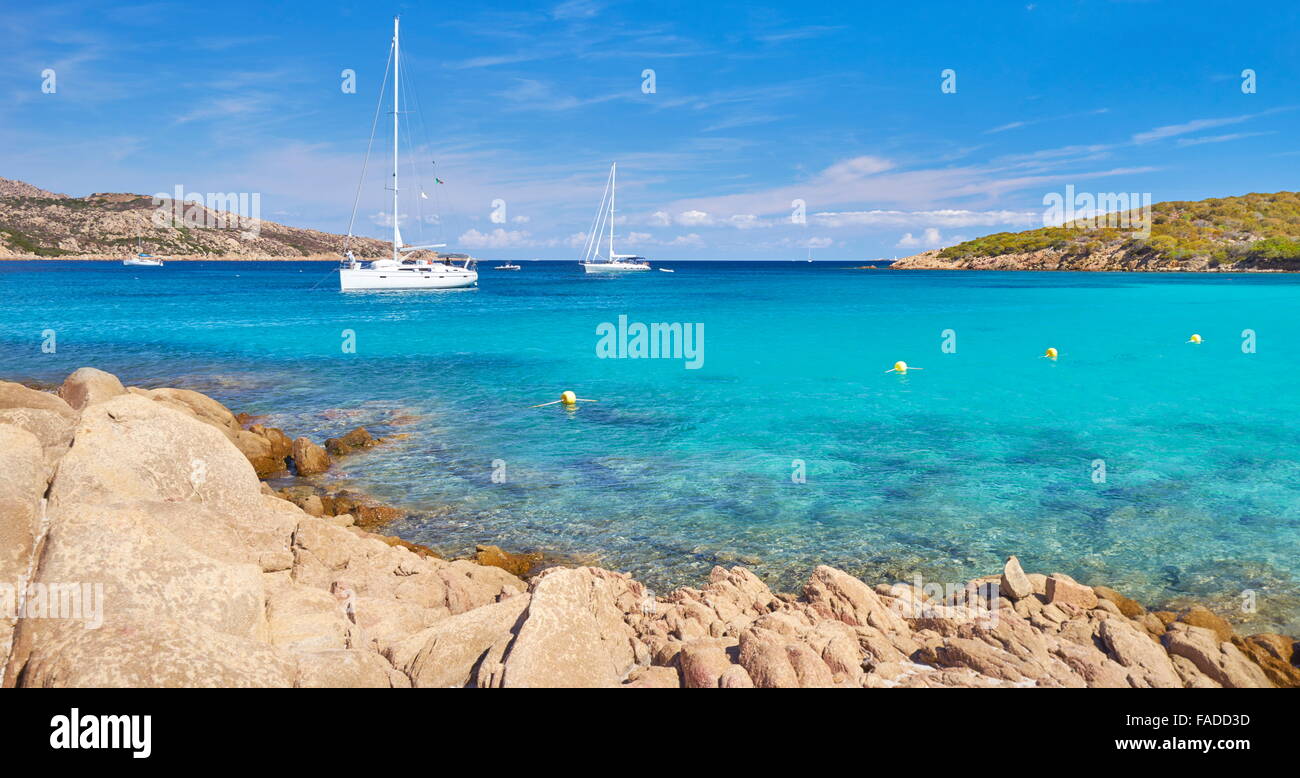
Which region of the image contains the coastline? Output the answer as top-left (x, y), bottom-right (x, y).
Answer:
top-left (1, 367), bottom-right (1294, 687)
top-left (0, 255), bottom-right (362, 262)
top-left (889, 248), bottom-right (1296, 273)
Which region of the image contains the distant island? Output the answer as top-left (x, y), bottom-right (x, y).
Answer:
top-left (0, 176), bottom-right (389, 260)
top-left (893, 191), bottom-right (1300, 272)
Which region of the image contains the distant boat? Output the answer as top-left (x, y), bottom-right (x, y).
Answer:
top-left (493, 263), bottom-right (521, 271)
top-left (659, 268), bottom-right (674, 273)
top-left (579, 162), bottom-right (651, 273)
top-left (338, 17), bottom-right (477, 291)
top-left (124, 238), bottom-right (163, 267)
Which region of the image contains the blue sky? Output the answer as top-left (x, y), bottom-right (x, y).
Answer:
top-left (2, 0), bottom-right (1297, 259)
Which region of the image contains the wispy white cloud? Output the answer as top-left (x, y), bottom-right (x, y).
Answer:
top-left (551, 0), bottom-right (604, 20)
top-left (1131, 109), bottom-right (1291, 144)
top-left (661, 153), bottom-right (1152, 219)
top-left (985, 108), bottom-right (1109, 134)
top-left (754, 25), bottom-right (844, 43)
top-left (1175, 131), bottom-right (1274, 147)
top-left (494, 78), bottom-right (627, 112)
top-left (814, 209), bottom-right (1041, 228)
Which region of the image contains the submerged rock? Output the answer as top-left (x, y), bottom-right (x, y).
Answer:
top-left (474, 544), bottom-right (543, 578)
top-left (1093, 585), bottom-right (1145, 619)
top-left (325, 427), bottom-right (378, 457)
top-left (1175, 604), bottom-right (1234, 643)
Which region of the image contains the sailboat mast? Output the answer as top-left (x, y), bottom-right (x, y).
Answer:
top-left (391, 16), bottom-right (400, 261)
top-left (609, 162), bottom-right (616, 260)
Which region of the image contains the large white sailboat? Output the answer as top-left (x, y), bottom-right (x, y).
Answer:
top-left (579, 162), bottom-right (650, 273)
top-left (339, 17), bottom-right (477, 291)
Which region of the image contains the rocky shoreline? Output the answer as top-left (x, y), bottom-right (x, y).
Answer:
top-left (890, 248), bottom-right (1292, 272)
top-left (1, 367), bottom-right (1295, 687)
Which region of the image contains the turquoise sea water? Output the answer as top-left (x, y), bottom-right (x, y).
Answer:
top-left (3, 260), bottom-right (1299, 631)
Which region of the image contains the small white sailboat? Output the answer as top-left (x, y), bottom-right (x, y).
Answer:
top-left (579, 162), bottom-right (650, 273)
top-left (339, 17), bottom-right (477, 291)
top-left (124, 238), bottom-right (163, 267)
top-left (492, 263), bottom-right (521, 271)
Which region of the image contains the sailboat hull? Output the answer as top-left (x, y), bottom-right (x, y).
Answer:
top-left (580, 262), bottom-right (650, 273)
top-left (340, 266), bottom-right (477, 290)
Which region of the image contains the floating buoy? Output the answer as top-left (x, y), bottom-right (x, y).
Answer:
top-left (531, 390), bottom-right (599, 408)
top-left (1188, 333), bottom-right (1202, 344)
top-left (1044, 347), bottom-right (1058, 360)
top-left (886, 361), bottom-right (921, 374)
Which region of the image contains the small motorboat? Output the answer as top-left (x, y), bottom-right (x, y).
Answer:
top-left (493, 263), bottom-right (521, 271)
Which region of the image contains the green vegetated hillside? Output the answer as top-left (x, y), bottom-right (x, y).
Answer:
top-left (935, 191), bottom-right (1300, 270)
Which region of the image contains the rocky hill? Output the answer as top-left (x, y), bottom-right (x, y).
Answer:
top-left (0, 176), bottom-right (390, 259)
top-left (894, 191), bottom-right (1300, 272)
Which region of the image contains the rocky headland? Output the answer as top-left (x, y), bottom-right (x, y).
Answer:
top-left (892, 191), bottom-right (1300, 272)
top-left (0, 176), bottom-right (390, 260)
top-left (1, 367), bottom-right (1295, 688)
top-left (890, 246), bottom-right (1230, 272)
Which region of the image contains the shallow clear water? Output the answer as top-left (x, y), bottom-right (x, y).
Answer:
top-left (3, 260), bottom-right (1298, 631)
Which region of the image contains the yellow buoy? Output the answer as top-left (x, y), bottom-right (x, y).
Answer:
top-left (531, 390), bottom-right (598, 409)
top-left (887, 361), bottom-right (921, 374)
top-left (1188, 333), bottom-right (1202, 344)
top-left (1045, 347), bottom-right (1058, 360)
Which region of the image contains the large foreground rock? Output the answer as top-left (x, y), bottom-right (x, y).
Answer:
top-left (390, 595), bottom-right (531, 688)
top-left (47, 393), bottom-right (266, 516)
top-left (0, 425), bottom-right (48, 667)
top-left (0, 380), bottom-right (78, 417)
top-left (1099, 617), bottom-right (1182, 688)
top-left (131, 386), bottom-right (240, 435)
top-left (9, 619), bottom-right (296, 688)
top-left (500, 567), bottom-right (642, 688)
top-left (0, 381), bottom-right (76, 464)
top-left (58, 367), bottom-right (126, 410)
top-left (1163, 624), bottom-right (1273, 688)
top-left (29, 501), bottom-right (267, 639)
